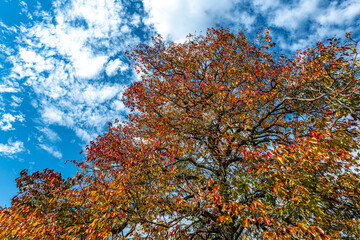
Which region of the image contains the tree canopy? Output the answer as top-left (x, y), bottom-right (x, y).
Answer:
top-left (1, 27), bottom-right (360, 239)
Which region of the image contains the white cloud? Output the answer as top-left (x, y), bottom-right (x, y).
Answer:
top-left (18, 26), bottom-right (107, 80)
top-left (0, 113), bottom-right (24, 131)
top-left (0, 20), bottom-right (17, 32)
top-left (270, 0), bottom-right (320, 30)
top-left (39, 144), bottom-right (62, 159)
top-left (41, 106), bottom-right (64, 125)
top-left (75, 128), bottom-right (95, 143)
top-left (37, 127), bottom-right (61, 142)
top-left (10, 95), bottom-right (22, 107)
top-left (0, 140), bottom-right (24, 156)
top-left (111, 99), bottom-right (125, 111)
top-left (227, 11), bottom-right (256, 31)
top-left (7, 0), bottom-right (142, 142)
top-left (18, 48), bottom-right (54, 73)
top-left (245, 0), bottom-right (360, 50)
top-left (72, 52), bottom-right (108, 79)
top-left (0, 85), bottom-right (18, 93)
top-left (65, 0), bottom-right (125, 35)
top-left (316, 0), bottom-right (360, 25)
top-left (252, 0), bottom-right (280, 12)
top-left (143, 0), bottom-right (247, 41)
top-left (0, 43), bottom-right (14, 56)
top-left (82, 84), bottom-right (121, 105)
top-left (130, 14), bottom-right (141, 27)
top-left (106, 59), bottom-right (129, 77)
top-left (19, 1), bottom-right (32, 20)
top-left (4, 0), bottom-right (360, 146)
top-left (34, 81), bottom-right (125, 141)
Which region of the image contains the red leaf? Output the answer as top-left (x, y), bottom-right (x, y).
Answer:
top-left (264, 216), bottom-right (270, 225)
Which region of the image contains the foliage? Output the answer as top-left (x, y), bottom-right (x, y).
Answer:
top-left (1, 27), bottom-right (360, 239)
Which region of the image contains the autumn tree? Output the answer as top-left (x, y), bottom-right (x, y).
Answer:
top-left (1, 27), bottom-right (360, 239)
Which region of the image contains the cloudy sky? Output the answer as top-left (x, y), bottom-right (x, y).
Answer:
top-left (0, 0), bottom-right (359, 206)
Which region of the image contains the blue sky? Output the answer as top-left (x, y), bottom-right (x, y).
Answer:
top-left (0, 0), bottom-right (359, 207)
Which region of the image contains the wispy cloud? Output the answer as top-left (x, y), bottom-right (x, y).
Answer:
top-left (0, 85), bottom-right (18, 93)
top-left (270, 0), bottom-right (320, 30)
top-left (251, 0), bottom-right (360, 50)
top-left (10, 96), bottom-right (22, 108)
top-left (39, 144), bottom-right (62, 159)
top-left (37, 127), bottom-right (61, 143)
top-left (316, 0), bottom-right (360, 26)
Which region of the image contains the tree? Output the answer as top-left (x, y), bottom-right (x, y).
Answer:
top-left (1, 27), bottom-right (360, 239)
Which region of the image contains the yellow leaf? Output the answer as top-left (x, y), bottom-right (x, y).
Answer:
top-left (243, 218), bottom-right (248, 228)
top-left (91, 219), bottom-right (99, 227)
